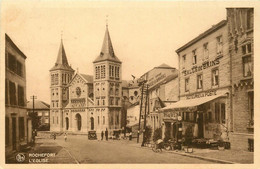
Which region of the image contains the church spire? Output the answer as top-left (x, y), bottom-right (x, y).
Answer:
top-left (50, 36), bottom-right (74, 71)
top-left (93, 25), bottom-right (121, 63)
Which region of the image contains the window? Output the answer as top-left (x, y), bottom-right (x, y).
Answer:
top-left (185, 78), bottom-right (189, 92)
top-left (38, 112), bottom-right (42, 116)
top-left (110, 97), bottom-right (114, 105)
top-left (221, 103), bottom-right (226, 123)
top-left (51, 74), bottom-right (54, 85)
top-left (242, 43), bottom-right (252, 55)
top-left (216, 36), bottom-right (223, 55)
top-left (109, 65), bottom-right (112, 77)
top-left (192, 50), bottom-right (197, 65)
top-left (90, 117), bottom-right (94, 130)
top-left (116, 115), bottom-right (119, 125)
top-left (197, 74), bottom-right (203, 89)
top-left (45, 112), bottom-right (49, 116)
top-left (115, 88), bottom-right (119, 96)
top-left (57, 117), bottom-right (59, 124)
top-left (182, 55), bottom-right (186, 69)
top-left (16, 61), bottom-right (23, 77)
top-left (45, 118), bottom-right (49, 123)
top-left (101, 65), bottom-right (106, 79)
top-left (53, 116), bottom-right (54, 124)
top-left (98, 116), bottom-right (100, 125)
top-left (212, 69), bottom-right (219, 86)
top-left (248, 92), bottom-right (254, 122)
top-left (115, 98), bottom-right (119, 105)
top-left (203, 43), bottom-right (209, 60)
top-left (102, 99), bottom-right (105, 105)
top-left (5, 117), bottom-right (9, 145)
top-left (8, 53), bottom-right (16, 73)
top-left (186, 112), bottom-right (190, 121)
top-left (5, 79), bottom-right (8, 104)
top-left (19, 117), bottom-right (25, 140)
top-left (18, 85), bottom-right (25, 106)
top-left (110, 88), bottom-right (114, 95)
top-left (243, 56), bottom-right (252, 77)
top-left (9, 81), bottom-right (17, 105)
top-left (111, 66), bottom-right (114, 77)
top-left (247, 9), bottom-right (253, 30)
top-left (97, 99), bottom-right (100, 106)
top-left (103, 116), bottom-right (105, 125)
top-left (134, 91), bottom-right (138, 96)
top-left (96, 66), bottom-right (100, 79)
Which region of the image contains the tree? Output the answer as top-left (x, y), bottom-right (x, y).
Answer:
top-left (144, 125), bottom-right (152, 143)
top-left (29, 112), bottom-right (41, 130)
top-left (153, 127), bottom-right (162, 142)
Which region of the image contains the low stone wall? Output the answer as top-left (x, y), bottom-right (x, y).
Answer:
top-left (229, 132), bottom-right (253, 151)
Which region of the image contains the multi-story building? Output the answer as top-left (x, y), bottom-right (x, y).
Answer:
top-left (5, 34), bottom-right (32, 155)
top-left (227, 8), bottom-right (254, 151)
top-left (49, 25), bottom-right (122, 137)
top-left (166, 20), bottom-right (231, 141)
top-left (27, 100), bottom-right (50, 130)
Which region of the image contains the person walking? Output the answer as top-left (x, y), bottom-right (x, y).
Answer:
top-left (53, 133), bottom-right (56, 140)
top-left (105, 128), bottom-right (108, 141)
top-left (129, 132), bottom-right (132, 141)
top-left (101, 131), bottom-right (104, 140)
top-left (64, 133), bottom-right (67, 142)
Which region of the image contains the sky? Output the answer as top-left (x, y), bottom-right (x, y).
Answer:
top-left (1, 1), bottom-right (229, 103)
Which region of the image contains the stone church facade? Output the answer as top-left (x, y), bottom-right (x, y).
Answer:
top-left (49, 26), bottom-right (121, 137)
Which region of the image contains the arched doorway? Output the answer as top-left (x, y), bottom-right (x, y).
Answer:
top-left (90, 117), bottom-right (94, 130)
top-left (76, 114), bottom-right (82, 131)
top-left (65, 117), bottom-right (69, 130)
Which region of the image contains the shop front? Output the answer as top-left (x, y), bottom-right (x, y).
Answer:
top-left (162, 89), bottom-right (231, 149)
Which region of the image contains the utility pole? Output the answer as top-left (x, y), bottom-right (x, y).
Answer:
top-left (137, 78), bottom-right (147, 143)
top-left (141, 84), bottom-right (149, 147)
top-left (30, 95), bottom-right (37, 143)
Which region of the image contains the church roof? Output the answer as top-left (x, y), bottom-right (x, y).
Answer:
top-left (27, 100), bottom-right (50, 110)
top-left (50, 40), bottom-right (74, 71)
top-left (93, 26), bottom-right (121, 63)
top-left (80, 74), bottom-right (93, 83)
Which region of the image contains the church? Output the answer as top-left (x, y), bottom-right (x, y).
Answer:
top-left (49, 25), bottom-right (122, 138)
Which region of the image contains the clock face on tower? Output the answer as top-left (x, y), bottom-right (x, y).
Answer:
top-left (76, 87), bottom-right (81, 97)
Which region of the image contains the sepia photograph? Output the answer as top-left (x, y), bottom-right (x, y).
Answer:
top-left (0, 1), bottom-right (258, 168)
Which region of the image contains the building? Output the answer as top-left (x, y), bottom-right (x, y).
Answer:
top-left (49, 25), bottom-right (122, 137)
top-left (5, 34), bottom-right (32, 155)
top-left (227, 8), bottom-right (254, 151)
top-left (164, 20), bottom-right (230, 142)
top-left (27, 100), bottom-right (50, 131)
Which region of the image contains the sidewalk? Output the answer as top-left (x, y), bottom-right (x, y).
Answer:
top-left (102, 138), bottom-right (254, 164)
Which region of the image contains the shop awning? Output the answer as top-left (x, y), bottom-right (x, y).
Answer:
top-left (162, 92), bottom-right (227, 110)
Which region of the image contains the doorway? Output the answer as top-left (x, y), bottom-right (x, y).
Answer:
top-left (90, 117), bottom-right (94, 130)
top-left (66, 117), bottom-right (69, 130)
top-left (75, 114), bottom-right (81, 131)
top-left (198, 113), bottom-right (204, 138)
top-left (12, 117), bottom-right (16, 150)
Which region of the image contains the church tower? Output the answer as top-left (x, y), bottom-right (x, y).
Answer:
top-left (50, 39), bottom-right (74, 132)
top-left (93, 25), bottom-right (122, 135)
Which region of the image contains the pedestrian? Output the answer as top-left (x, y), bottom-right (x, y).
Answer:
top-left (129, 132), bottom-right (132, 141)
top-left (64, 133), bottom-right (67, 142)
top-left (53, 133), bottom-right (56, 140)
top-left (105, 128), bottom-right (108, 141)
top-left (101, 131), bottom-right (104, 140)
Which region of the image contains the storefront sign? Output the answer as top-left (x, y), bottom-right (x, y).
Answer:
top-left (147, 73), bottom-right (167, 88)
top-left (186, 90), bottom-right (217, 99)
top-left (182, 56), bottom-right (222, 76)
top-left (164, 111), bottom-right (178, 119)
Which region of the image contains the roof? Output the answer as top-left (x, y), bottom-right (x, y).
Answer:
top-left (80, 74), bottom-right (93, 83)
top-left (176, 20), bottom-right (227, 53)
top-left (50, 40), bottom-right (74, 71)
top-left (27, 100), bottom-right (50, 110)
top-left (93, 26), bottom-right (121, 63)
top-left (155, 63), bottom-right (175, 69)
top-left (161, 71), bottom-right (178, 85)
top-left (122, 80), bottom-right (139, 89)
top-left (162, 92), bottom-right (227, 111)
top-left (5, 34), bottom-right (27, 59)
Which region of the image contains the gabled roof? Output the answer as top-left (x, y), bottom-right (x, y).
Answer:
top-left (93, 26), bottom-right (121, 63)
top-left (155, 63), bottom-right (175, 69)
top-left (27, 100), bottom-right (50, 110)
top-left (68, 73), bottom-right (93, 86)
top-left (50, 39), bottom-right (74, 71)
top-left (80, 74), bottom-right (93, 83)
